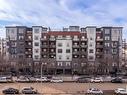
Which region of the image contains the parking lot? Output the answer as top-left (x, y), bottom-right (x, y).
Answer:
top-left (0, 83), bottom-right (127, 95)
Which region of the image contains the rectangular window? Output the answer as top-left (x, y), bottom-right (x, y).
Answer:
top-left (34, 55), bottom-right (39, 59)
top-left (19, 36), bottom-right (24, 40)
top-left (105, 36), bottom-right (110, 40)
top-left (58, 49), bottom-right (62, 53)
top-left (34, 42), bottom-right (39, 46)
top-left (28, 36), bottom-right (32, 40)
top-left (89, 56), bottom-right (93, 60)
top-left (58, 43), bottom-right (62, 47)
top-left (58, 62), bottom-right (62, 66)
top-left (66, 49), bottom-right (70, 53)
top-left (105, 43), bottom-right (110, 47)
top-left (58, 56), bottom-right (62, 59)
top-left (66, 62), bottom-right (70, 66)
top-left (34, 35), bottom-right (39, 40)
top-left (66, 56), bottom-right (70, 60)
top-left (34, 28), bottom-right (39, 33)
top-left (105, 29), bottom-right (110, 34)
top-left (89, 49), bottom-right (93, 53)
top-left (34, 49), bottom-right (39, 53)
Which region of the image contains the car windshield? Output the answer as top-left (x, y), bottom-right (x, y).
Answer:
top-left (23, 88), bottom-right (32, 90)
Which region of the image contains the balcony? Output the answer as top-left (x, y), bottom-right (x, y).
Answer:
top-left (72, 45), bottom-right (80, 48)
top-left (96, 38), bottom-right (103, 41)
top-left (96, 52), bottom-right (103, 55)
top-left (72, 51), bottom-right (80, 54)
top-left (41, 38), bottom-right (48, 41)
top-left (49, 38), bottom-right (56, 41)
top-left (73, 38), bottom-right (79, 41)
top-left (80, 45), bottom-right (87, 48)
top-left (96, 45), bottom-right (103, 48)
top-left (81, 38), bottom-right (87, 41)
top-left (80, 51), bottom-right (87, 54)
top-left (41, 44), bottom-right (48, 48)
top-left (112, 45), bottom-right (117, 48)
top-left (41, 51), bottom-right (48, 54)
top-left (49, 45), bottom-right (56, 48)
top-left (25, 45), bottom-right (32, 48)
top-left (25, 51), bottom-right (32, 54)
top-left (25, 38), bottom-right (32, 41)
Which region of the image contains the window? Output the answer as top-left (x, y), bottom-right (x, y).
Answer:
top-left (34, 35), bottom-right (39, 40)
top-left (34, 29), bottom-right (39, 33)
top-left (43, 36), bottom-right (46, 39)
top-left (89, 49), bottom-right (93, 53)
top-left (105, 43), bottom-right (110, 47)
top-left (105, 29), bottom-right (110, 34)
top-left (58, 49), bottom-right (62, 53)
top-left (90, 37), bottom-right (93, 40)
top-left (66, 62), bottom-right (70, 66)
top-left (34, 49), bottom-right (39, 53)
top-left (58, 62), bottom-right (62, 66)
top-left (89, 56), bottom-right (94, 60)
top-left (67, 43), bottom-right (70, 47)
top-left (105, 36), bottom-right (110, 40)
top-left (19, 29), bottom-right (24, 34)
top-left (74, 35), bottom-right (78, 39)
top-left (43, 49), bottom-right (46, 52)
top-left (19, 36), bottom-right (24, 40)
top-left (66, 56), bottom-right (70, 60)
top-left (28, 36), bottom-right (32, 40)
top-left (112, 49), bottom-right (117, 54)
top-left (34, 42), bottom-right (39, 46)
top-left (89, 43), bottom-right (92, 47)
top-left (66, 49), bottom-right (70, 53)
top-left (58, 43), bottom-right (62, 47)
top-left (58, 55), bottom-right (62, 59)
top-left (74, 49), bottom-right (78, 52)
top-left (28, 42), bottom-right (32, 45)
top-left (51, 49), bottom-right (54, 52)
top-left (34, 55), bottom-right (39, 59)
top-left (82, 36), bottom-right (85, 39)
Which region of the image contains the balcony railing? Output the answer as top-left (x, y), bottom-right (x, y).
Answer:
top-left (81, 38), bottom-right (87, 41)
top-left (96, 38), bottom-right (103, 41)
top-left (96, 45), bottom-right (103, 48)
top-left (72, 45), bottom-right (80, 48)
top-left (80, 45), bottom-right (87, 48)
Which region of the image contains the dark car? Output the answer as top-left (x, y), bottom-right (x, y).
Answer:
top-left (76, 78), bottom-right (89, 83)
top-left (22, 87), bottom-right (38, 94)
top-left (111, 78), bottom-right (123, 83)
top-left (2, 88), bottom-right (19, 94)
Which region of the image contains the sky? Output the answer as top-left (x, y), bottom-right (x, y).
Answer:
top-left (0, 0), bottom-right (127, 38)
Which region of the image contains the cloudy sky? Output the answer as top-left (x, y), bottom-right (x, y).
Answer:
top-left (0, 0), bottom-right (127, 38)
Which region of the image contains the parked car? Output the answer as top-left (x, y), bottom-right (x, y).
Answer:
top-left (22, 87), bottom-right (38, 94)
top-left (76, 77), bottom-right (89, 83)
top-left (111, 78), bottom-right (123, 83)
top-left (36, 77), bottom-right (48, 82)
top-left (114, 88), bottom-right (127, 94)
top-left (2, 88), bottom-right (19, 94)
top-left (50, 78), bottom-right (63, 83)
top-left (0, 77), bottom-right (8, 83)
top-left (87, 88), bottom-right (103, 94)
top-left (91, 77), bottom-right (103, 83)
top-left (28, 77), bottom-right (36, 82)
top-left (16, 76), bottom-right (29, 82)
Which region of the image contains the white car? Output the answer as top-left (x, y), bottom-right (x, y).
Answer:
top-left (114, 88), bottom-right (127, 94)
top-left (87, 88), bottom-right (103, 94)
top-left (16, 77), bottom-right (29, 82)
top-left (36, 77), bottom-right (48, 82)
top-left (91, 77), bottom-right (103, 83)
top-left (50, 78), bottom-right (63, 83)
top-left (0, 77), bottom-right (8, 83)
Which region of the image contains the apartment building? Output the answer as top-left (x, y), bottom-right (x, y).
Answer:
top-left (6, 26), bottom-right (123, 75)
